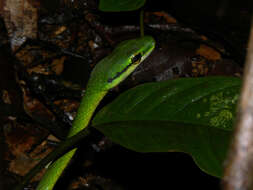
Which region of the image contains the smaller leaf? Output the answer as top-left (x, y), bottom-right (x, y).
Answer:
top-left (99, 0), bottom-right (146, 12)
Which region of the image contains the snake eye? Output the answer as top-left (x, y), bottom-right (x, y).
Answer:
top-left (131, 53), bottom-right (142, 64)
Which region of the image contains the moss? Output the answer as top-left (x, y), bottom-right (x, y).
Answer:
top-left (204, 92), bottom-right (238, 129)
top-left (210, 110), bottom-right (233, 128)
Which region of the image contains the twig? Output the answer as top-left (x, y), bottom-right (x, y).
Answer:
top-left (14, 128), bottom-right (90, 190)
top-left (223, 17), bottom-right (253, 190)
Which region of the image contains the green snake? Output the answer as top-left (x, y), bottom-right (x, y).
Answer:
top-left (35, 36), bottom-right (155, 190)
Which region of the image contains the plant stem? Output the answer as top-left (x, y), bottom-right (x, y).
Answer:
top-left (140, 9), bottom-right (144, 37)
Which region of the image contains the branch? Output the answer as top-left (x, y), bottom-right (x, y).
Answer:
top-left (223, 17), bottom-right (253, 190)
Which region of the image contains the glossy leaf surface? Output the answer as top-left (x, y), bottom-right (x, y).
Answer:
top-left (93, 77), bottom-right (241, 177)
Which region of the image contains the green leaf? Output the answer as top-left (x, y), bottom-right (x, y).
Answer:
top-left (99, 0), bottom-right (146, 12)
top-left (92, 77), bottom-right (241, 177)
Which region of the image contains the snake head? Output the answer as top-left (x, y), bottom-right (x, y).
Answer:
top-left (88, 36), bottom-right (155, 91)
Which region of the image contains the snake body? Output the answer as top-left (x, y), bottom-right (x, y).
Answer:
top-left (36, 36), bottom-right (155, 190)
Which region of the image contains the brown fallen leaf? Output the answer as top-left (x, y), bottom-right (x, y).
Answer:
top-left (0, 0), bottom-right (38, 50)
top-left (196, 44), bottom-right (221, 61)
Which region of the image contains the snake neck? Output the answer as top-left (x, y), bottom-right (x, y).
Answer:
top-left (68, 87), bottom-right (107, 137)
